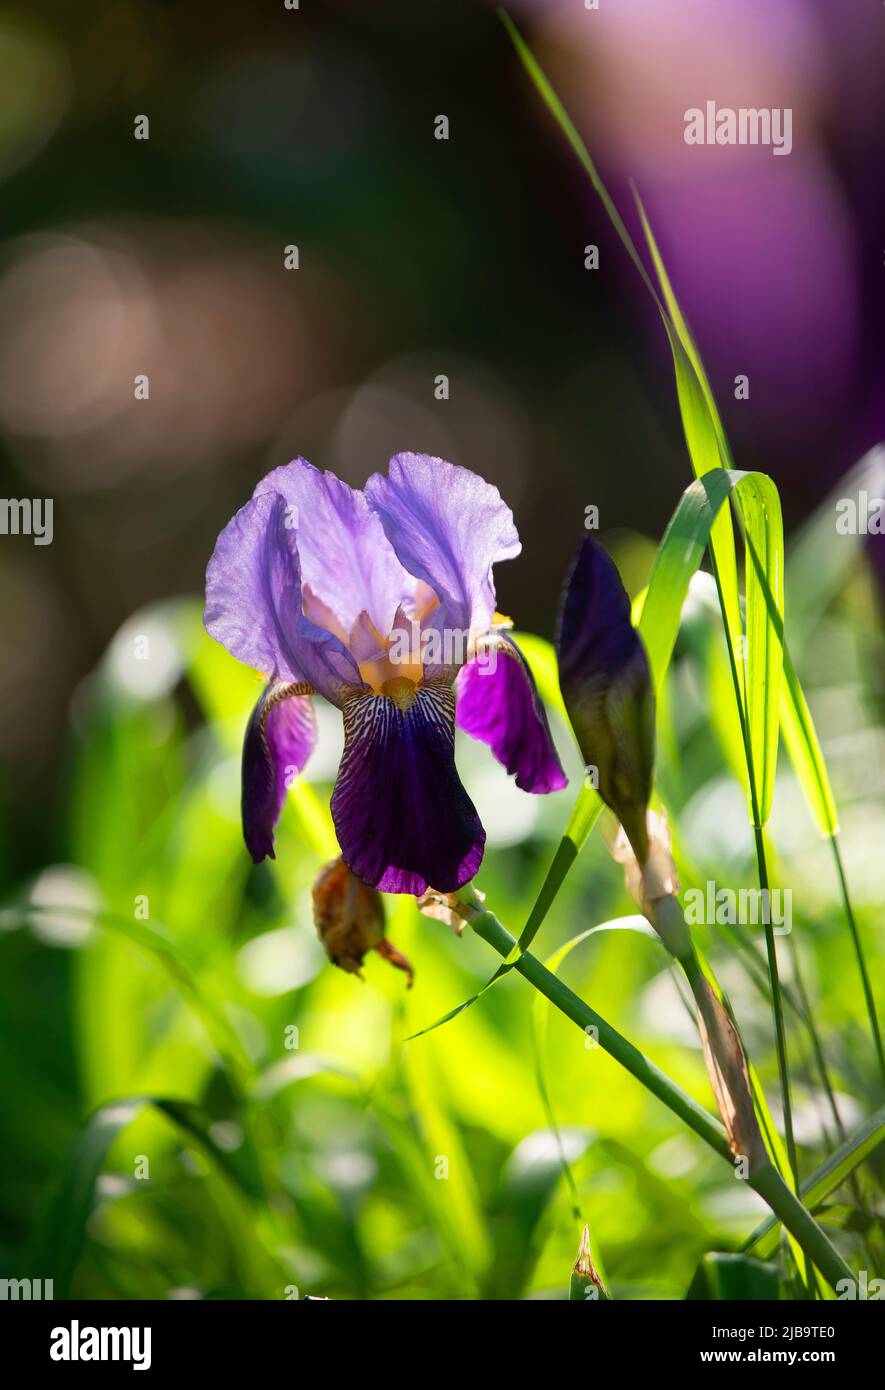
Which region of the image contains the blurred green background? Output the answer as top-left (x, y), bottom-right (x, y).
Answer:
top-left (0, 0), bottom-right (883, 1299)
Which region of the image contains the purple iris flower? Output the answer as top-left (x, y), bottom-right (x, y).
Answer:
top-left (204, 452), bottom-right (567, 895)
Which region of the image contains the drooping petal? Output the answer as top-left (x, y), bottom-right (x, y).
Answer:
top-left (204, 490), bottom-right (361, 703)
top-left (331, 681), bottom-right (485, 895)
top-left (254, 458), bottom-right (414, 637)
top-left (365, 453), bottom-right (521, 643)
top-left (557, 537), bottom-right (655, 862)
top-left (456, 633), bottom-right (567, 794)
top-left (242, 681), bottom-right (317, 862)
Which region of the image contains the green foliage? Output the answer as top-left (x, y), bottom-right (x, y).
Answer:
top-left (0, 11), bottom-right (881, 1307)
top-left (1, 496), bottom-right (880, 1296)
top-left (687, 1252), bottom-right (781, 1301)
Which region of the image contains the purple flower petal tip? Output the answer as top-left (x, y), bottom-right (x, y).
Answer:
top-left (557, 536), bottom-right (642, 692)
top-left (456, 634), bottom-right (567, 794)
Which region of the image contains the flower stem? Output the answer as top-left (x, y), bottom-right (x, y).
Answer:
top-left (469, 905), bottom-right (732, 1160)
top-left (468, 902), bottom-right (854, 1293)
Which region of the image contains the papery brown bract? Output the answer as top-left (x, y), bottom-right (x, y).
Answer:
top-left (312, 856), bottom-right (413, 985)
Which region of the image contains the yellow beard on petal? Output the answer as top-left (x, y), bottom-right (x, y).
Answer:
top-left (359, 647), bottom-right (424, 694)
top-left (380, 676), bottom-right (419, 711)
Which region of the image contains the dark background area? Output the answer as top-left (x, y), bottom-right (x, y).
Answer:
top-left (2, 0), bottom-right (884, 875)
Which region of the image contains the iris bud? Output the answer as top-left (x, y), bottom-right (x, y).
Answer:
top-left (557, 537), bottom-right (655, 863)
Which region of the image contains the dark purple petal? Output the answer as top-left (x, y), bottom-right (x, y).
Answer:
top-left (557, 537), bottom-right (655, 860)
top-left (254, 458), bottom-right (413, 637)
top-left (204, 490), bottom-right (361, 703)
top-left (365, 453), bottom-right (521, 641)
top-left (558, 537), bottom-right (642, 688)
top-left (456, 633), bottom-right (567, 794)
top-left (242, 682), bottom-right (317, 862)
top-left (331, 681), bottom-right (485, 895)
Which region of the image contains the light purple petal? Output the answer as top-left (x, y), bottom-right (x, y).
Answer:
top-left (254, 458), bottom-right (414, 637)
top-left (365, 453), bottom-right (521, 642)
top-left (331, 682), bottom-right (485, 895)
top-left (456, 634), bottom-right (567, 794)
top-left (242, 682), bottom-right (317, 862)
top-left (204, 491), bottom-right (361, 703)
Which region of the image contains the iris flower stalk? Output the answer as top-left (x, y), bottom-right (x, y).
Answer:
top-left (407, 532), bottom-right (853, 1291)
top-left (556, 538), bottom-right (767, 1161)
top-left (550, 536), bottom-right (854, 1288)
